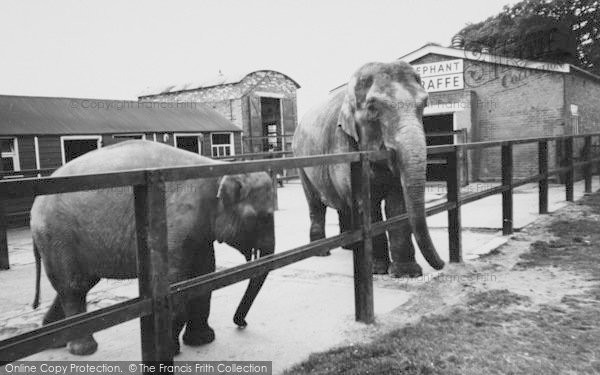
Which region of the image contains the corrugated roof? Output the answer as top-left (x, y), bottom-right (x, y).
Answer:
top-left (0, 95), bottom-right (241, 135)
top-left (139, 69), bottom-right (301, 97)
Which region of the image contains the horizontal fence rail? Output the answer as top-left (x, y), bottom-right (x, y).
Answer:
top-left (0, 133), bottom-right (599, 371)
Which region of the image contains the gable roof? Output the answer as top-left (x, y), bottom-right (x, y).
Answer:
top-left (139, 69), bottom-right (301, 97)
top-left (398, 44), bottom-right (571, 73)
top-left (0, 95), bottom-right (241, 136)
top-left (330, 44), bottom-right (600, 93)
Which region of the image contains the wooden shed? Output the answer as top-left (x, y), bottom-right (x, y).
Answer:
top-left (0, 95), bottom-right (242, 226)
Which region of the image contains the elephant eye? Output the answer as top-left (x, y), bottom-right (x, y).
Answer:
top-left (358, 75), bottom-right (373, 88)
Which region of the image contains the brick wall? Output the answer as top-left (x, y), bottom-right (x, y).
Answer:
top-left (411, 53), bottom-right (565, 180)
top-left (564, 71), bottom-right (600, 170)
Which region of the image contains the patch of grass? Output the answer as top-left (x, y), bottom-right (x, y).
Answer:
top-left (478, 247), bottom-right (502, 258)
top-left (466, 289), bottom-right (530, 309)
top-left (285, 193), bottom-right (600, 375)
top-left (286, 302), bottom-right (600, 375)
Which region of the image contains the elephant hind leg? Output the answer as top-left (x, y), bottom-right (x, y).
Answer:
top-left (59, 277), bottom-right (100, 356)
top-left (299, 170), bottom-right (329, 256)
top-left (43, 295), bottom-right (65, 325)
top-left (43, 295), bottom-right (67, 348)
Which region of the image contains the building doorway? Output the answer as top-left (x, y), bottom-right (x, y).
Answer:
top-left (260, 97), bottom-right (282, 152)
top-left (61, 136), bottom-right (101, 164)
top-left (424, 114), bottom-right (454, 181)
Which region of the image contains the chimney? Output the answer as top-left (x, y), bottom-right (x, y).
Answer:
top-left (451, 34), bottom-right (465, 49)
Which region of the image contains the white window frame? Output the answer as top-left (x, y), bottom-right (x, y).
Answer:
top-left (211, 132), bottom-right (235, 158)
top-left (174, 133), bottom-right (203, 154)
top-left (0, 137), bottom-right (21, 172)
top-left (60, 135), bottom-right (102, 165)
top-left (112, 133), bottom-right (146, 140)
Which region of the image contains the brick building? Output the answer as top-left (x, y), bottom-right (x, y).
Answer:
top-left (139, 70), bottom-right (301, 154)
top-left (401, 44), bottom-right (600, 182)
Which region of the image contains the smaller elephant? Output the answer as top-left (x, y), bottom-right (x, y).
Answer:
top-left (30, 140), bottom-right (275, 356)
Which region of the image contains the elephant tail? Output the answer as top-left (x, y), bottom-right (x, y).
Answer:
top-left (32, 241), bottom-right (41, 309)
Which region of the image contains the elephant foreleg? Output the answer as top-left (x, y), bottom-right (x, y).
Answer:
top-left (338, 204), bottom-right (389, 274)
top-left (182, 242), bottom-right (215, 347)
top-left (182, 294), bottom-right (214, 346)
top-left (338, 208), bottom-right (355, 250)
top-left (371, 205), bottom-right (390, 274)
top-left (385, 189), bottom-right (423, 278)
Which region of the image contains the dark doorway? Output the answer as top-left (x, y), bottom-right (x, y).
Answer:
top-left (260, 97), bottom-right (281, 152)
top-left (424, 114), bottom-right (454, 181)
top-left (63, 138), bottom-right (100, 164)
top-left (176, 135), bottom-right (201, 154)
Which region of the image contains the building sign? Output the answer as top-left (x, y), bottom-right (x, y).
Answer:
top-left (413, 59), bottom-right (464, 93)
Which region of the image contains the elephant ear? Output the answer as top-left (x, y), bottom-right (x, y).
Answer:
top-left (217, 175), bottom-right (242, 207)
top-left (337, 81), bottom-right (359, 143)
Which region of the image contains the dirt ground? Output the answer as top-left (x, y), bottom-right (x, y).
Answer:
top-left (1, 181), bottom-right (597, 374)
top-left (285, 193), bottom-right (600, 374)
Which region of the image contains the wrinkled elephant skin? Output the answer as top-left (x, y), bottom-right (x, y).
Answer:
top-left (293, 61), bottom-right (444, 277)
top-left (30, 140), bottom-right (275, 356)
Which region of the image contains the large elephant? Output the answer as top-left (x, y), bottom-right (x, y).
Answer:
top-left (30, 140), bottom-right (274, 356)
top-left (292, 61), bottom-right (444, 278)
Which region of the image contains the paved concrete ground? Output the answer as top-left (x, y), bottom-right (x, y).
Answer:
top-left (0, 179), bottom-right (591, 373)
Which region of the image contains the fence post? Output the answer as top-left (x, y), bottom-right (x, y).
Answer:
top-left (134, 171), bottom-right (174, 372)
top-left (0, 201), bottom-right (8, 270)
top-left (584, 135), bottom-right (592, 194)
top-left (268, 168), bottom-right (279, 211)
top-left (538, 141), bottom-right (549, 214)
top-left (502, 144), bottom-right (513, 235)
top-left (350, 154), bottom-right (374, 324)
top-left (565, 137), bottom-right (574, 202)
top-left (446, 149), bottom-right (462, 263)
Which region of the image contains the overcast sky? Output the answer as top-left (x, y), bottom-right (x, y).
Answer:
top-left (0, 0), bottom-right (518, 116)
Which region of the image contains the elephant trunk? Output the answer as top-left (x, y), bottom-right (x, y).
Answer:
top-left (233, 272), bottom-right (268, 327)
top-left (391, 124), bottom-right (445, 270)
top-left (233, 229), bottom-right (275, 327)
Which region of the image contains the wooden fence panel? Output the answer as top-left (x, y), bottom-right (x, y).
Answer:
top-left (350, 155), bottom-right (374, 324)
top-left (501, 145), bottom-right (513, 235)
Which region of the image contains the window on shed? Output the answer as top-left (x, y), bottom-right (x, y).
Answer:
top-left (0, 138), bottom-right (20, 172)
top-left (211, 133), bottom-right (233, 157)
